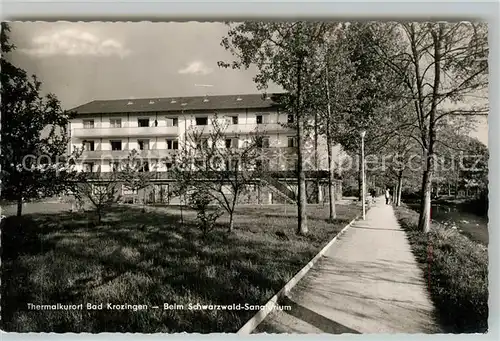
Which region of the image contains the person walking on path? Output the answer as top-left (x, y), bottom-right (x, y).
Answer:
top-left (385, 188), bottom-right (390, 205)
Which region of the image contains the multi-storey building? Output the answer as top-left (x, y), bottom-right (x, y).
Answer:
top-left (69, 93), bottom-right (342, 204)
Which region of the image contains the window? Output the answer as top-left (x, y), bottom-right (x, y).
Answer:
top-left (110, 119), bottom-right (121, 128)
top-left (138, 139), bottom-right (150, 150)
top-left (110, 162), bottom-right (120, 172)
top-left (287, 114), bottom-right (295, 124)
top-left (287, 136), bottom-right (297, 148)
top-left (83, 120), bottom-right (94, 129)
top-left (225, 138), bottom-right (238, 149)
top-left (256, 114), bottom-right (269, 124)
top-left (166, 117), bottom-right (178, 127)
top-left (138, 118), bottom-right (149, 127)
top-left (83, 162), bottom-right (94, 172)
top-left (257, 137), bottom-right (270, 148)
top-left (195, 117), bottom-right (208, 126)
top-left (110, 140), bottom-right (122, 151)
top-left (83, 140), bottom-right (95, 151)
top-left (231, 116), bottom-right (238, 124)
top-left (166, 139), bottom-right (179, 150)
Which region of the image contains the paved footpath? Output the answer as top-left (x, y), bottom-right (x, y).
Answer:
top-left (254, 198), bottom-right (441, 334)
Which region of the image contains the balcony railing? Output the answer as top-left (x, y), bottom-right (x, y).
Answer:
top-left (73, 126), bottom-right (180, 138)
top-left (81, 149), bottom-right (178, 160)
top-left (191, 123), bottom-right (292, 135)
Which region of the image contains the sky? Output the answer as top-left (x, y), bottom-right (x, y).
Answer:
top-left (6, 21), bottom-right (488, 145)
top-left (7, 22), bottom-right (282, 109)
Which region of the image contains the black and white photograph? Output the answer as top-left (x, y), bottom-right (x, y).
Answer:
top-left (0, 21), bottom-right (489, 334)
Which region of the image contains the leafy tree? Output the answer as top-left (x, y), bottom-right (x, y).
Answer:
top-left (170, 114), bottom-right (263, 232)
top-left (219, 22), bottom-right (335, 235)
top-left (322, 23), bottom-right (410, 202)
top-left (1, 23), bottom-right (80, 216)
top-left (368, 22), bottom-right (488, 232)
top-left (319, 23), bottom-right (358, 219)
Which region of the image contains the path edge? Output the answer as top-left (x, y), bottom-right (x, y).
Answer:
top-left (236, 212), bottom-right (361, 334)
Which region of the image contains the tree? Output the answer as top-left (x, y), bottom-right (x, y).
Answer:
top-left (368, 22), bottom-right (488, 232)
top-left (171, 115), bottom-right (263, 233)
top-left (117, 149), bottom-right (157, 212)
top-left (187, 189), bottom-right (225, 237)
top-left (1, 23), bottom-right (80, 216)
top-left (219, 22), bottom-right (335, 235)
top-left (379, 122), bottom-right (421, 206)
top-left (320, 23), bottom-right (358, 219)
top-left (323, 23), bottom-right (410, 202)
top-left (73, 170), bottom-right (121, 225)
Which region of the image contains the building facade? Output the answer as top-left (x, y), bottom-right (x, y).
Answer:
top-left (69, 93), bottom-right (342, 204)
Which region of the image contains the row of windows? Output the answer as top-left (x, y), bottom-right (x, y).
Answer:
top-left (82, 136), bottom-right (297, 151)
top-left (81, 114), bottom-right (295, 129)
top-left (82, 158), bottom-right (291, 173)
top-left (83, 139), bottom-right (179, 151)
top-left (84, 118), bottom-right (178, 128)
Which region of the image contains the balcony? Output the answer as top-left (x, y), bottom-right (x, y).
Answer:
top-left (73, 126), bottom-right (179, 138)
top-left (81, 149), bottom-right (178, 160)
top-left (191, 123), bottom-right (292, 136)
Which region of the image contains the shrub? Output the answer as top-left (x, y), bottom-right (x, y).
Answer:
top-left (187, 190), bottom-right (224, 237)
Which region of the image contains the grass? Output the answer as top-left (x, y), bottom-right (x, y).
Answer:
top-left (1, 202), bottom-right (358, 333)
top-left (394, 205), bottom-right (488, 333)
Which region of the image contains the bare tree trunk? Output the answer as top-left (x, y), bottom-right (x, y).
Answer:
top-left (296, 56), bottom-right (308, 235)
top-left (228, 212), bottom-right (234, 233)
top-left (97, 209), bottom-right (102, 225)
top-left (180, 194), bottom-right (184, 225)
top-left (418, 23), bottom-right (443, 233)
top-left (325, 64), bottom-right (336, 220)
top-left (327, 133), bottom-right (336, 220)
top-left (16, 195), bottom-right (23, 217)
top-left (419, 168), bottom-right (433, 232)
top-left (396, 170), bottom-right (403, 206)
top-left (358, 152), bottom-right (363, 202)
top-left (314, 112), bottom-right (320, 204)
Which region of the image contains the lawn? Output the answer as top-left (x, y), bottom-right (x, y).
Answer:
top-left (394, 205), bottom-right (488, 333)
top-left (1, 202), bottom-right (359, 333)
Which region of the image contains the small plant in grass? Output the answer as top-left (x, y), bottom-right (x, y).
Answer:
top-left (187, 190), bottom-right (224, 237)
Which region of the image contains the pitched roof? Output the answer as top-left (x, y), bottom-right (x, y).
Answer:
top-left (69, 93), bottom-right (286, 114)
